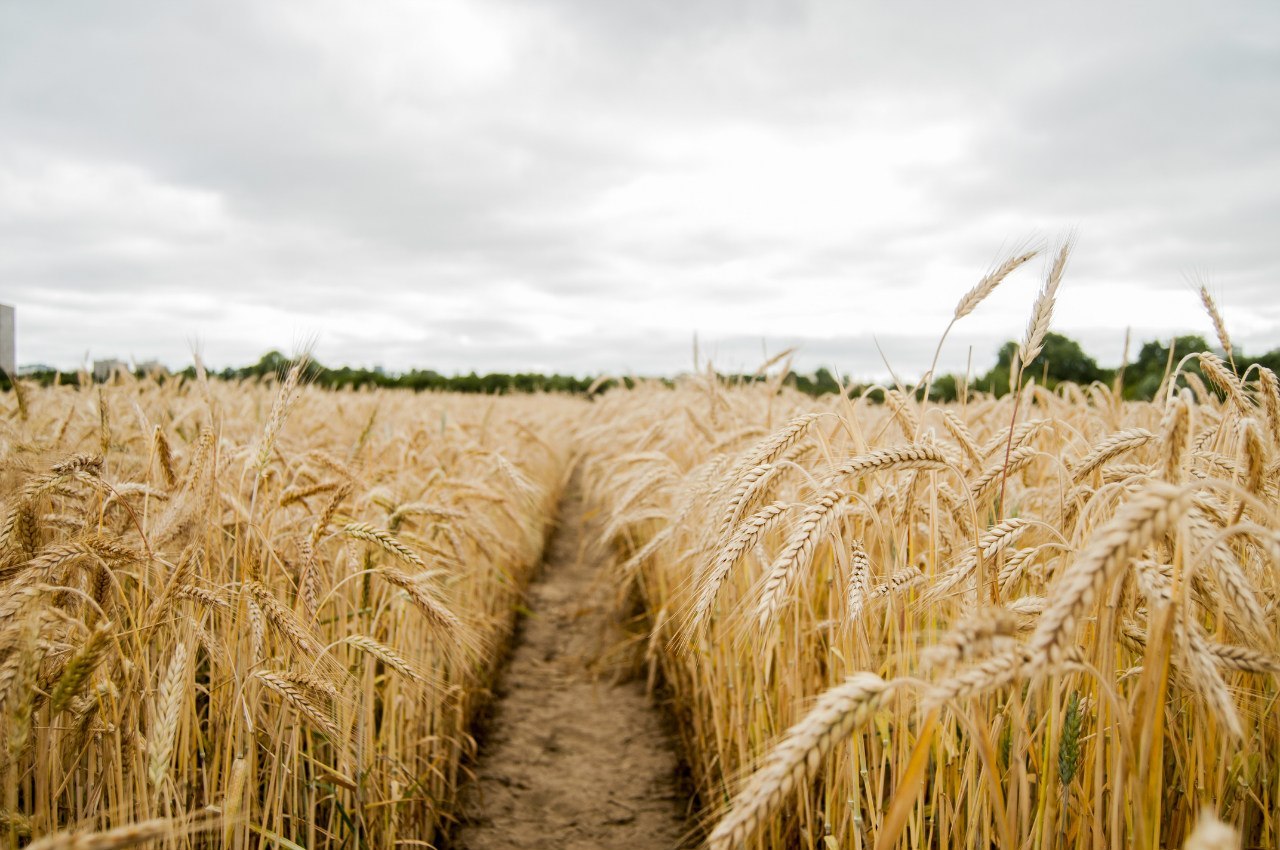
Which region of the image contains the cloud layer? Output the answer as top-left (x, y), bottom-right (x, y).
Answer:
top-left (2, 0), bottom-right (1277, 377)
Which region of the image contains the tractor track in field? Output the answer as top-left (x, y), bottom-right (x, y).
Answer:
top-left (451, 475), bottom-right (693, 850)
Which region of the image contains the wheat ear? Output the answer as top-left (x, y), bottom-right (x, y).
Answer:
top-left (1182, 507), bottom-right (1267, 643)
top-left (377, 568), bottom-right (466, 644)
top-left (253, 357), bottom-right (306, 472)
top-left (975, 418), bottom-right (1046, 461)
top-left (926, 645), bottom-right (1054, 707)
top-left (968, 446), bottom-right (1037, 502)
top-left (721, 414), bottom-right (822, 494)
top-left (846, 539), bottom-right (871, 623)
top-left (714, 464), bottom-right (778, 545)
top-left (1198, 285), bottom-right (1235, 368)
top-left (343, 634), bottom-right (429, 683)
top-left (920, 247), bottom-right (1039, 401)
top-left (152, 426), bottom-right (176, 489)
top-left (21, 817), bottom-right (213, 850)
top-left (928, 518), bottom-right (1034, 600)
top-left (343, 522), bottom-right (427, 571)
top-left (245, 581), bottom-right (320, 658)
top-left (49, 622), bottom-right (113, 714)
top-left (922, 608), bottom-right (1022, 670)
top-left (679, 501), bottom-right (787, 650)
top-left (942, 411), bottom-right (983, 468)
top-left (1071, 428), bottom-right (1154, 480)
top-left (222, 756), bottom-right (248, 845)
top-left (279, 479), bottom-right (339, 508)
top-left (1236, 418), bottom-right (1266, 499)
top-left (955, 249), bottom-right (1040, 321)
top-left (256, 670), bottom-right (341, 742)
top-left (1159, 391), bottom-right (1191, 482)
top-left (706, 673), bottom-right (894, 850)
top-left (821, 444), bottom-right (950, 486)
top-left (1020, 239), bottom-right (1072, 368)
top-left (148, 641), bottom-right (189, 796)
top-left (1255, 367), bottom-right (1280, 447)
top-left (885, 389), bottom-right (920, 436)
top-left (1198, 352), bottom-right (1247, 411)
top-left (755, 490), bottom-right (844, 629)
top-left (1030, 482), bottom-right (1192, 664)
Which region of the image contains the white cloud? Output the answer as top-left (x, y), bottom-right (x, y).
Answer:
top-left (0, 147), bottom-right (227, 248)
top-left (0, 0), bottom-right (1276, 377)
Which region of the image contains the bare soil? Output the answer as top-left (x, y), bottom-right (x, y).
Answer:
top-left (451, 480), bottom-right (692, 850)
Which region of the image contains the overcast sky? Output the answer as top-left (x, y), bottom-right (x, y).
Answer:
top-left (2, 1), bottom-right (1277, 378)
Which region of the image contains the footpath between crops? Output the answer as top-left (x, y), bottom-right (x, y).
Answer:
top-left (451, 475), bottom-right (691, 850)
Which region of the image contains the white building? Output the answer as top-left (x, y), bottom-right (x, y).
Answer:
top-left (136, 359), bottom-right (167, 375)
top-left (93, 359), bottom-right (125, 382)
top-left (0, 304), bottom-right (13, 378)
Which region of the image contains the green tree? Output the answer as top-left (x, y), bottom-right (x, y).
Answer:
top-left (981, 332), bottom-right (1106, 395)
top-left (1121, 335), bottom-right (1211, 400)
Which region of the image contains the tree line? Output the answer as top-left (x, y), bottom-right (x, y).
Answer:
top-left (771, 332), bottom-right (1277, 401)
top-left (9, 332), bottom-right (1278, 401)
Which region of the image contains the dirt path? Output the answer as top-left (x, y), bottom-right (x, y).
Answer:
top-left (452, 480), bottom-right (691, 850)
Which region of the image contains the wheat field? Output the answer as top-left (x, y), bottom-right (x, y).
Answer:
top-left (584, 363), bottom-right (1278, 849)
top-left (578, 262), bottom-right (1277, 849)
top-left (0, 366), bottom-right (573, 848)
top-left (2, 258), bottom-right (1277, 849)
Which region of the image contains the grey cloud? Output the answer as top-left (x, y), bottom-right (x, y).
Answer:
top-left (929, 30), bottom-right (1280, 290)
top-left (0, 3), bottom-right (636, 278)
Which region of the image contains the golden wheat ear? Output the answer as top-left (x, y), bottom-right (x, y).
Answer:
top-left (707, 674), bottom-right (896, 850)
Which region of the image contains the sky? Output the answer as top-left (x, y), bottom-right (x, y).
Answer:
top-left (2, 0), bottom-right (1278, 379)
